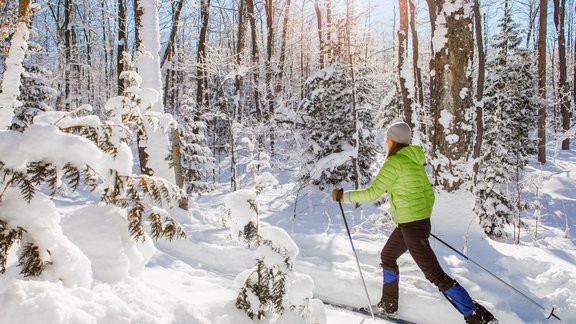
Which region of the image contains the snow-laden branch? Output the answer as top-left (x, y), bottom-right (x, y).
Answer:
top-left (0, 23), bottom-right (29, 130)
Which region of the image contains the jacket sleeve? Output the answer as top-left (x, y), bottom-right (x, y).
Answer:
top-left (347, 159), bottom-right (400, 203)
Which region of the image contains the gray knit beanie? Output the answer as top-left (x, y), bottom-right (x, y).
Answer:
top-left (386, 122), bottom-right (412, 144)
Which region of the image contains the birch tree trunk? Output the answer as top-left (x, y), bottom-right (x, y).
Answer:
top-left (426, 0), bottom-right (475, 191)
top-left (0, 0), bottom-right (31, 130)
top-left (537, 0), bottom-right (547, 163)
top-left (134, 0), bottom-right (176, 183)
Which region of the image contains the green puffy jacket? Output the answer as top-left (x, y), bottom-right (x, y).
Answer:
top-left (348, 145), bottom-right (435, 224)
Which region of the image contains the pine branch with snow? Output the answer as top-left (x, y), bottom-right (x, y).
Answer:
top-left (0, 219), bottom-right (23, 274)
top-left (17, 242), bottom-right (48, 277)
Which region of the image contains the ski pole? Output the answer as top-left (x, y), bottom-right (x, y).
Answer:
top-left (338, 199), bottom-right (375, 320)
top-left (430, 233), bottom-right (561, 321)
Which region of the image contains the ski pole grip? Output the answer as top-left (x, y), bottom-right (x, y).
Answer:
top-left (336, 188), bottom-right (344, 202)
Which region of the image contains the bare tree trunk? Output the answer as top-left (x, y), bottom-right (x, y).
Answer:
top-left (117, 0), bottom-right (127, 95)
top-left (19, 0), bottom-right (31, 23)
top-left (228, 115), bottom-right (238, 191)
top-left (160, 0), bottom-right (184, 111)
top-left (345, 0), bottom-right (360, 192)
top-left (426, 0), bottom-right (474, 191)
top-left (326, 0), bottom-right (332, 62)
top-left (472, 0), bottom-right (485, 180)
top-left (235, 0), bottom-right (246, 122)
top-left (537, 0), bottom-right (547, 163)
top-left (264, 0), bottom-right (275, 151)
top-left (314, 0), bottom-right (324, 69)
top-left (276, 0), bottom-right (291, 95)
top-left (196, 0), bottom-right (211, 110)
top-left (100, 0), bottom-right (110, 95)
top-left (398, 0), bottom-right (413, 127)
top-left (83, 23), bottom-right (93, 98)
top-left (526, 0), bottom-right (538, 48)
top-left (64, 0), bottom-right (73, 111)
top-left (554, 0), bottom-right (571, 150)
top-left (163, 61), bottom-right (172, 110)
top-left (409, 0), bottom-right (423, 108)
top-left (171, 128), bottom-right (187, 209)
top-left (134, 0), bottom-right (143, 50)
top-left (161, 0), bottom-right (184, 68)
top-left (299, 0), bottom-right (305, 100)
top-left (71, 25), bottom-right (80, 108)
top-left (246, 0), bottom-right (261, 118)
top-left (164, 0), bottom-right (187, 208)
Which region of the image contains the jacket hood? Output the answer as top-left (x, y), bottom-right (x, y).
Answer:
top-left (396, 145), bottom-right (426, 165)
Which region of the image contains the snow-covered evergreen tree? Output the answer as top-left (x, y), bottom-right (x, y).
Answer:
top-left (224, 186), bottom-right (325, 323)
top-left (11, 63), bottom-right (56, 132)
top-left (474, 6), bottom-right (538, 239)
top-left (177, 95), bottom-right (215, 194)
top-left (300, 63), bottom-right (379, 190)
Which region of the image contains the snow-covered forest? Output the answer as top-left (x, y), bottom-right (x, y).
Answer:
top-left (0, 0), bottom-right (575, 323)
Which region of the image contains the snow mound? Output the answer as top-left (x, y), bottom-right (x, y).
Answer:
top-left (61, 205), bottom-right (155, 283)
top-left (0, 189), bottom-right (92, 288)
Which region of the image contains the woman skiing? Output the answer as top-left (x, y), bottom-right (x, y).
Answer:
top-left (332, 121), bottom-right (496, 324)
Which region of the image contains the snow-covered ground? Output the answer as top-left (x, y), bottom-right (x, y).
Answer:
top-left (1, 148), bottom-right (575, 324)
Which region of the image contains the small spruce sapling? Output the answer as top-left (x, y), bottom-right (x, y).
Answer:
top-left (177, 95), bottom-right (216, 194)
top-left (224, 175), bottom-right (324, 322)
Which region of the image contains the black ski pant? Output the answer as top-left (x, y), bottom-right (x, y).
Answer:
top-left (379, 217), bottom-right (455, 313)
